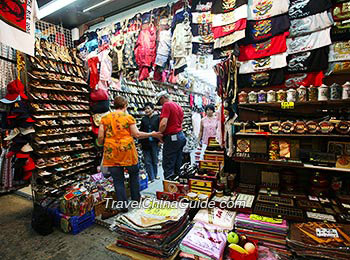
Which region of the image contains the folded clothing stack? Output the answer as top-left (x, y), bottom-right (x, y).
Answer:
top-left (235, 213), bottom-right (291, 258)
top-left (179, 221), bottom-right (229, 260)
top-left (288, 222), bottom-right (350, 260)
top-left (112, 200), bottom-right (191, 259)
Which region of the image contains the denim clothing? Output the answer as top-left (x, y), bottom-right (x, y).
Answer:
top-left (143, 142), bottom-right (159, 181)
top-left (109, 165), bottom-right (140, 209)
top-left (162, 131), bottom-right (187, 179)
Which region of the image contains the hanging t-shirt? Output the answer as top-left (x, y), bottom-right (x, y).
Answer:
top-left (285, 71), bottom-right (325, 88)
top-left (239, 31), bottom-right (289, 61)
top-left (329, 41), bottom-right (350, 62)
top-left (213, 43), bottom-right (240, 60)
top-left (247, 0), bottom-right (289, 21)
top-left (239, 52), bottom-right (288, 74)
top-left (214, 29), bottom-right (246, 49)
top-left (240, 14), bottom-right (290, 45)
top-left (332, 2), bottom-right (350, 21)
top-left (212, 0), bottom-right (248, 14)
top-left (289, 0), bottom-right (332, 20)
top-left (191, 0), bottom-right (213, 12)
top-left (238, 68), bottom-right (285, 88)
top-left (331, 24), bottom-right (350, 41)
top-left (287, 27), bottom-right (331, 55)
top-left (212, 4), bottom-right (248, 27)
top-left (289, 11), bottom-right (334, 37)
top-left (192, 42), bottom-right (214, 55)
top-left (287, 46), bottom-right (329, 73)
top-left (212, 19), bottom-right (247, 39)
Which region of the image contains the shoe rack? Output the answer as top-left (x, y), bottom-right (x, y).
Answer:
top-left (27, 39), bottom-right (96, 199)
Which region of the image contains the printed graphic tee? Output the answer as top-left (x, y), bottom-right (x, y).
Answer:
top-left (211, 0), bottom-right (248, 14)
top-left (239, 52), bottom-right (288, 74)
top-left (212, 19), bottom-right (247, 39)
top-left (241, 14), bottom-right (290, 44)
top-left (329, 41), bottom-right (350, 62)
top-left (285, 71), bottom-right (325, 88)
top-left (289, 0), bottom-right (332, 20)
top-left (238, 68), bottom-right (285, 88)
top-left (287, 46), bottom-right (330, 73)
top-left (212, 4), bottom-right (248, 27)
top-left (247, 0), bottom-right (289, 21)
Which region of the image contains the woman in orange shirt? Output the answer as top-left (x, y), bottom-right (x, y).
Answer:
top-left (98, 96), bottom-right (162, 213)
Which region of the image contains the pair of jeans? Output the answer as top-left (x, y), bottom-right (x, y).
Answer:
top-left (109, 165), bottom-right (140, 209)
top-left (143, 142), bottom-right (159, 181)
top-left (162, 131), bottom-right (187, 179)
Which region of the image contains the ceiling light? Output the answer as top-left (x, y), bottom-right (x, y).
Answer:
top-left (83, 0), bottom-right (113, 13)
top-left (38, 0), bottom-right (78, 19)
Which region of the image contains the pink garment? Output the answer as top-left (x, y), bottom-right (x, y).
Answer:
top-left (202, 116), bottom-right (218, 145)
top-left (98, 50), bottom-right (112, 82)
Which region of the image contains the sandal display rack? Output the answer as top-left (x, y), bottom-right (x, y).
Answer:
top-left (27, 39), bottom-right (96, 199)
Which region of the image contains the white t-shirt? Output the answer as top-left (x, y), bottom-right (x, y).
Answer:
top-left (247, 0), bottom-right (289, 20)
top-left (214, 29), bottom-right (245, 49)
top-left (289, 11), bottom-right (334, 37)
top-left (287, 27), bottom-right (331, 55)
top-left (239, 52), bottom-right (288, 74)
top-left (329, 41), bottom-right (350, 62)
top-left (212, 4), bottom-right (248, 27)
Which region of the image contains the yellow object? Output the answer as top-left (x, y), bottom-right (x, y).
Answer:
top-left (281, 102), bottom-right (295, 109)
top-left (250, 214), bottom-right (283, 224)
top-left (101, 112), bottom-right (138, 166)
top-left (229, 243), bottom-right (248, 254)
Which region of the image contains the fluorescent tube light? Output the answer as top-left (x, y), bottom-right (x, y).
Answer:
top-left (38, 0), bottom-right (78, 19)
top-left (83, 0), bottom-right (113, 13)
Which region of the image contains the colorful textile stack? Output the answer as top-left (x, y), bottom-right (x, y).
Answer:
top-left (288, 222), bottom-right (350, 260)
top-left (235, 213), bottom-right (290, 257)
top-left (193, 207), bottom-right (236, 230)
top-left (179, 221), bottom-right (229, 260)
top-left (111, 200), bottom-right (191, 259)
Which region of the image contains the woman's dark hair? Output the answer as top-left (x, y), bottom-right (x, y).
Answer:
top-left (205, 104), bottom-right (215, 113)
top-left (144, 102), bottom-right (154, 110)
top-left (114, 96), bottom-right (128, 109)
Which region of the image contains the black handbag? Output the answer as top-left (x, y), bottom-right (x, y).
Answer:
top-left (31, 197), bottom-right (55, 236)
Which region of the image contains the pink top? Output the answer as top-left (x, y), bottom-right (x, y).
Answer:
top-left (202, 116), bottom-right (218, 145)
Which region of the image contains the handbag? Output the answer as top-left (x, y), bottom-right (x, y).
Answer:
top-left (90, 87), bottom-right (109, 101)
top-left (31, 201), bottom-right (54, 236)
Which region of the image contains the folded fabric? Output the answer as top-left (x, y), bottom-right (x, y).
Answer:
top-left (193, 208), bottom-right (236, 230)
top-left (331, 24), bottom-right (350, 42)
top-left (239, 31), bottom-right (289, 61)
top-left (239, 52), bottom-right (287, 74)
top-left (332, 2), bottom-right (350, 22)
top-left (211, 0), bottom-right (248, 14)
top-left (212, 19), bottom-right (247, 39)
top-left (181, 221), bottom-right (229, 260)
top-left (212, 4), bottom-right (248, 27)
top-left (241, 14), bottom-right (290, 45)
top-left (238, 68), bottom-right (285, 88)
top-left (214, 29), bottom-right (245, 49)
top-left (287, 46), bottom-right (329, 73)
top-left (287, 27), bottom-right (331, 55)
top-left (329, 41), bottom-right (350, 62)
top-left (285, 71), bottom-right (324, 88)
top-left (179, 248), bottom-right (210, 259)
top-left (289, 11), bottom-right (334, 37)
top-left (248, 0), bottom-right (289, 21)
top-left (289, 0), bottom-right (332, 20)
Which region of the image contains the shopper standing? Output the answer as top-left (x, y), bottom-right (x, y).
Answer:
top-left (155, 91), bottom-right (186, 179)
top-left (98, 96), bottom-right (162, 215)
top-left (198, 104), bottom-right (218, 159)
top-left (139, 102), bottom-right (160, 183)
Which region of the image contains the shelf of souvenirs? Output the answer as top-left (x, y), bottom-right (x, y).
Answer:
top-left (36, 160), bottom-right (95, 178)
top-left (34, 121), bottom-right (91, 128)
top-left (36, 126), bottom-right (92, 137)
top-left (35, 144), bottom-right (95, 156)
top-left (238, 99), bottom-right (350, 110)
top-left (34, 41), bottom-right (84, 67)
top-left (151, 80), bottom-right (212, 97)
top-left (34, 112), bottom-right (90, 119)
top-left (28, 71), bottom-right (87, 86)
top-left (36, 152), bottom-right (96, 170)
top-left (109, 88), bottom-right (155, 97)
top-left (29, 93), bottom-right (89, 105)
top-left (31, 103), bottom-right (90, 112)
top-left (34, 136), bottom-right (93, 146)
top-left (236, 132), bottom-right (350, 138)
top-left (27, 57), bottom-right (85, 79)
top-left (29, 81), bottom-right (89, 94)
top-left (233, 157), bottom-right (350, 173)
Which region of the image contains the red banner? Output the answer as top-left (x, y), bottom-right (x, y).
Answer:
top-left (0, 0), bottom-right (28, 32)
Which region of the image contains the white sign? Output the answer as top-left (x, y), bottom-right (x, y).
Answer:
top-left (316, 228), bottom-right (339, 238)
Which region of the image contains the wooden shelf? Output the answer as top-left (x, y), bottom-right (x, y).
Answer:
top-left (238, 100), bottom-right (350, 110)
top-left (234, 158), bottom-right (350, 172)
top-left (235, 132), bottom-right (349, 138)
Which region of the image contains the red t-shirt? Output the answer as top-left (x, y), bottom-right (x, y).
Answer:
top-left (238, 31), bottom-right (289, 61)
top-left (160, 101), bottom-right (184, 135)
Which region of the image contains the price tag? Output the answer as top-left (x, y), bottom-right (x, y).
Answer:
top-left (316, 228), bottom-right (339, 238)
top-left (281, 102), bottom-right (295, 109)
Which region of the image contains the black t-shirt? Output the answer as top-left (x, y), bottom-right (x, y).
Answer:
top-left (331, 25), bottom-right (350, 41)
top-left (289, 0), bottom-right (332, 20)
top-left (139, 114), bottom-right (160, 149)
top-left (192, 42), bottom-right (214, 55)
top-left (213, 43), bottom-right (240, 60)
top-left (238, 68), bottom-right (285, 88)
top-left (240, 14), bottom-right (290, 45)
top-left (211, 0), bottom-right (247, 14)
top-left (287, 46), bottom-right (329, 73)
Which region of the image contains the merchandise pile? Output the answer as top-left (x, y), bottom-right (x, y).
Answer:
top-left (235, 213), bottom-right (291, 258)
top-left (110, 200), bottom-right (191, 259)
top-left (288, 222), bottom-right (350, 260)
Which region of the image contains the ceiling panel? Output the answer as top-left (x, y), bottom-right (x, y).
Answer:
top-left (37, 0), bottom-right (154, 29)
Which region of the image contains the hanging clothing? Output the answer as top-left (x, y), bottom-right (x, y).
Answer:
top-left (192, 112), bottom-right (201, 138)
top-left (87, 56), bottom-right (99, 89)
top-left (172, 22), bottom-right (192, 70)
top-left (155, 29), bottom-right (172, 68)
top-left (98, 49), bottom-right (112, 82)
